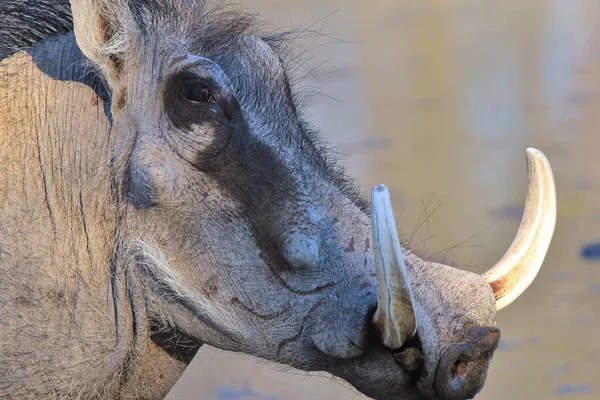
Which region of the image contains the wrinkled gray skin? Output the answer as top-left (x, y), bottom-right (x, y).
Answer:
top-left (0, 1), bottom-right (500, 399)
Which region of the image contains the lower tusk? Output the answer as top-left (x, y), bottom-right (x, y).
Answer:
top-left (371, 184), bottom-right (418, 349)
top-left (482, 148), bottom-right (557, 311)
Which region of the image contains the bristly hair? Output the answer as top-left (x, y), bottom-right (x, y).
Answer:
top-left (0, 0), bottom-right (73, 61)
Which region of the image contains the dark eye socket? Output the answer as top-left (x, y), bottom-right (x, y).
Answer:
top-left (181, 82), bottom-right (213, 104)
top-left (177, 74), bottom-right (216, 105)
top-left (165, 72), bottom-right (231, 131)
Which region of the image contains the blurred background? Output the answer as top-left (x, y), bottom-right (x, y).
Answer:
top-left (167, 0), bottom-right (600, 399)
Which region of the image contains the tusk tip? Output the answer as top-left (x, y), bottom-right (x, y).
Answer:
top-left (525, 147), bottom-right (541, 154)
top-left (372, 184), bottom-right (388, 194)
top-left (526, 147), bottom-right (547, 161)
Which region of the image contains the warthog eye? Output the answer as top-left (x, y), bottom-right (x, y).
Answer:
top-left (164, 71), bottom-right (230, 132)
top-left (177, 73), bottom-right (215, 105)
top-left (181, 82), bottom-right (213, 104)
top-left (163, 67), bottom-right (244, 169)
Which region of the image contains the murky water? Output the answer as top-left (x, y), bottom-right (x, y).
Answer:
top-left (167, 1), bottom-right (600, 399)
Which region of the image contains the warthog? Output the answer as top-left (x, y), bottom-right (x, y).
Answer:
top-left (0, 0), bottom-right (556, 399)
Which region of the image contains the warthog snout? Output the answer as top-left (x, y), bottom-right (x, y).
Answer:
top-left (434, 327), bottom-right (501, 400)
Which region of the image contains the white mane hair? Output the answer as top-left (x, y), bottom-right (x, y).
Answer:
top-left (129, 238), bottom-right (244, 340)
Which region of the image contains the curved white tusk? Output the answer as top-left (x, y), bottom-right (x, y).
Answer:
top-left (483, 148), bottom-right (557, 311)
top-left (371, 184), bottom-right (417, 349)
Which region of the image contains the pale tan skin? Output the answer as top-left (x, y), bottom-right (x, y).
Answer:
top-left (0, 0), bottom-right (556, 399)
top-left (0, 42), bottom-right (182, 397)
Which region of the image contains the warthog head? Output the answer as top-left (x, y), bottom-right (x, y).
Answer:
top-left (3, 0), bottom-right (556, 398)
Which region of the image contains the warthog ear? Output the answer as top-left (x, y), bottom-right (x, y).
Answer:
top-left (69, 0), bottom-right (137, 82)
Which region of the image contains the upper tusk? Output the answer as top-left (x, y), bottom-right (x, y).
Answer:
top-left (371, 184), bottom-right (418, 349)
top-left (483, 148), bottom-right (557, 311)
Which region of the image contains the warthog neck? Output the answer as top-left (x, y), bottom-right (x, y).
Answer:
top-left (0, 33), bottom-right (195, 398)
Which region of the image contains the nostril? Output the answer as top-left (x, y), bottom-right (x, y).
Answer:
top-left (436, 349), bottom-right (486, 399)
top-left (282, 231), bottom-right (320, 269)
top-left (435, 327), bottom-right (501, 399)
top-left (452, 359), bottom-right (470, 379)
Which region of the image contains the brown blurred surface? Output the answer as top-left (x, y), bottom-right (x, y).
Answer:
top-left (166, 0), bottom-right (600, 399)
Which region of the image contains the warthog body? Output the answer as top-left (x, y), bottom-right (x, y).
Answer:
top-left (0, 1), bottom-right (555, 399)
